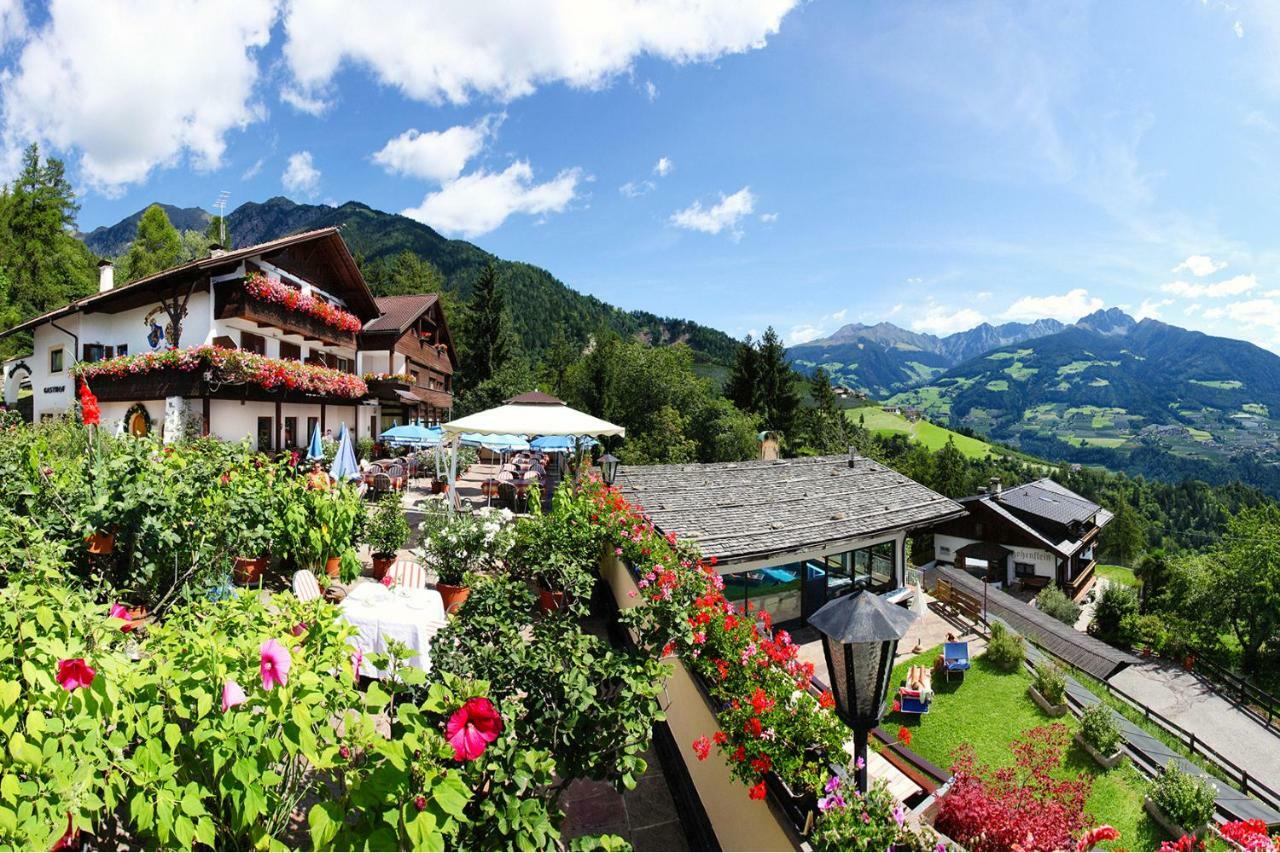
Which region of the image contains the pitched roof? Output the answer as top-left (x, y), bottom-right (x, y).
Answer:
top-left (363, 294), bottom-right (440, 333)
top-left (506, 390), bottom-right (563, 405)
top-left (1, 228), bottom-right (376, 339)
top-left (996, 478), bottom-right (1101, 526)
top-left (616, 454), bottom-right (964, 566)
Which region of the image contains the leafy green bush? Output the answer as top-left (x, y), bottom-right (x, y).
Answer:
top-left (1035, 585), bottom-right (1081, 626)
top-left (1091, 583), bottom-right (1140, 648)
top-left (1079, 703), bottom-right (1122, 756)
top-left (416, 505), bottom-right (515, 586)
top-left (1032, 661), bottom-right (1067, 705)
top-left (365, 491), bottom-right (411, 556)
top-left (1148, 761), bottom-right (1216, 830)
top-left (985, 621), bottom-right (1025, 672)
top-left (509, 482), bottom-right (602, 613)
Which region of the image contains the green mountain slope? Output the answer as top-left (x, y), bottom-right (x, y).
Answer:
top-left (83, 197), bottom-right (738, 363)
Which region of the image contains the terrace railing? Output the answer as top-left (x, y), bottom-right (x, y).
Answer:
top-left (1183, 652), bottom-right (1280, 737)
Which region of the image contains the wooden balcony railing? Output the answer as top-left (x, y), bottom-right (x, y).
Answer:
top-left (216, 280), bottom-right (357, 349)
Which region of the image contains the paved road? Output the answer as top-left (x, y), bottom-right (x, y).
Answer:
top-left (1109, 661), bottom-right (1280, 791)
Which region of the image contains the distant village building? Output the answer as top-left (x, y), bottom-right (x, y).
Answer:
top-left (0, 229), bottom-right (455, 447)
top-left (881, 405), bottom-right (902, 415)
top-left (930, 477), bottom-right (1112, 600)
top-left (902, 407), bottom-right (923, 422)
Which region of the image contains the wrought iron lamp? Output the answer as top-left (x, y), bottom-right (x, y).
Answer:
top-left (599, 453), bottom-right (620, 486)
top-left (808, 589), bottom-right (917, 793)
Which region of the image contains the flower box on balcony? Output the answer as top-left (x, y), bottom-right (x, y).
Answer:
top-left (217, 275), bottom-right (360, 348)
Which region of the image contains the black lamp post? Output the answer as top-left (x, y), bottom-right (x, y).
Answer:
top-left (808, 588), bottom-right (917, 793)
top-left (599, 453), bottom-right (620, 486)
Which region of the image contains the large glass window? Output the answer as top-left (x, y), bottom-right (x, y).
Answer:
top-left (720, 563), bottom-right (803, 625)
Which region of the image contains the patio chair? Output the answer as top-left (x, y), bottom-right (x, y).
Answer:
top-left (388, 559), bottom-right (427, 589)
top-left (943, 641), bottom-right (972, 682)
top-left (385, 463), bottom-right (406, 491)
top-left (293, 570), bottom-right (322, 602)
top-left (370, 472), bottom-right (392, 499)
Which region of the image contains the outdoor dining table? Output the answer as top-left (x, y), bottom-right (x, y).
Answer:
top-left (339, 581), bottom-right (446, 677)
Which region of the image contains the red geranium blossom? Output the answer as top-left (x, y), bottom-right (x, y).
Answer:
top-left (692, 736), bottom-right (712, 761)
top-left (748, 781), bottom-right (767, 800)
top-left (897, 726), bottom-right (912, 746)
top-left (445, 697), bottom-right (504, 762)
top-left (743, 716), bottom-right (763, 737)
top-left (56, 658), bottom-right (96, 692)
top-left (820, 690), bottom-right (836, 710)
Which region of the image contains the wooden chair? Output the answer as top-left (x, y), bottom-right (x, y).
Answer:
top-left (292, 570), bottom-right (322, 602)
top-left (370, 472), bottom-right (392, 499)
top-left (388, 559), bottom-right (427, 589)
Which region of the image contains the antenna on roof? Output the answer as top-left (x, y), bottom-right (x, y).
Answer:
top-left (213, 190), bottom-right (231, 246)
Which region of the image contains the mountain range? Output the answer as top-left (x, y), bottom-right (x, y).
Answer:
top-left (785, 317), bottom-right (1065, 395)
top-left (81, 197), bottom-right (740, 364)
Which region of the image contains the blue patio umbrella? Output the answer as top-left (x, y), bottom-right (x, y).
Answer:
top-left (379, 422), bottom-right (441, 446)
top-left (305, 421), bottom-right (325, 460)
top-left (530, 435), bottom-right (597, 452)
top-left (328, 423), bottom-right (360, 481)
top-left (459, 432), bottom-right (530, 451)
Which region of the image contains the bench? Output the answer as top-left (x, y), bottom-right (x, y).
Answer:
top-left (933, 578), bottom-right (985, 625)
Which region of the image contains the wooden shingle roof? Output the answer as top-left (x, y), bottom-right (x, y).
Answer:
top-left (616, 454), bottom-right (964, 566)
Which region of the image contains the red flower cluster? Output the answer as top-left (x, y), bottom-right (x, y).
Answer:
top-left (73, 346), bottom-right (368, 399)
top-left (896, 726), bottom-right (912, 747)
top-left (1218, 820), bottom-right (1280, 851)
top-left (78, 382), bottom-right (100, 427)
top-left (244, 272), bottom-right (363, 333)
top-left (692, 736), bottom-right (712, 761)
top-left (936, 724), bottom-right (1094, 852)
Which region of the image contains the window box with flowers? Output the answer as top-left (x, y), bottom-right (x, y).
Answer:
top-left (233, 272), bottom-right (363, 344)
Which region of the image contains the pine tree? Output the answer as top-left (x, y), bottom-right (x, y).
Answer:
top-left (932, 437), bottom-right (968, 497)
top-left (371, 250), bottom-right (445, 296)
top-left (205, 215), bottom-right (230, 248)
top-left (1101, 498), bottom-right (1145, 566)
top-left (756, 327), bottom-right (800, 438)
top-left (803, 367), bottom-right (849, 453)
top-left (539, 325), bottom-right (578, 397)
top-left (725, 334), bottom-right (762, 413)
top-left (459, 262), bottom-right (511, 390)
top-left (119, 205), bottom-right (183, 282)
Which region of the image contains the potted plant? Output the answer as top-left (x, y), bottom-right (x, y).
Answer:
top-left (1145, 761), bottom-right (1216, 840)
top-left (221, 466), bottom-right (274, 584)
top-left (509, 484), bottom-right (600, 615)
top-left (418, 506), bottom-right (514, 612)
top-left (281, 483), bottom-right (362, 578)
top-left (1028, 662), bottom-right (1068, 717)
top-left (431, 474), bottom-right (449, 495)
top-left (1075, 703), bottom-right (1124, 768)
top-left (365, 491), bottom-right (410, 579)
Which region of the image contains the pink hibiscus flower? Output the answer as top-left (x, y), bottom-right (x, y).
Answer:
top-left (221, 679), bottom-right (247, 712)
top-left (259, 639), bottom-right (292, 690)
top-left (56, 658), bottom-right (96, 692)
top-left (445, 697), bottom-right (503, 762)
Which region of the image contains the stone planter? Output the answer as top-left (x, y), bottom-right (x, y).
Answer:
top-left (1028, 684), bottom-right (1068, 717)
top-left (1143, 796), bottom-right (1210, 842)
top-left (1074, 731), bottom-right (1124, 769)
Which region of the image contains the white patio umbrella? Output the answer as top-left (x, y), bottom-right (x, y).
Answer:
top-left (440, 391), bottom-right (625, 508)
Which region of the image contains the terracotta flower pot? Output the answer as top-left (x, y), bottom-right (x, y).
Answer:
top-left (371, 553), bottom-right (395, 580)
top-left (325, 555), bottom-right (342, 579)
top-left (431, 479), bottom-right (449, 494)
top-left (537, 587), bottom-right (568, 614)
top-left (1183, 654), bottom-right (1196, 671)
top-left (437, 582), bottom-right (470, 613)
top-left (86, 528), bottom-right (116, 555)
top-left (233, 556), bottom-right (267, 585)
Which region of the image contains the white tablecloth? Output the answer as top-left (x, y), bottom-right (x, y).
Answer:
top-left (340, 582), bottom-right (446, 677)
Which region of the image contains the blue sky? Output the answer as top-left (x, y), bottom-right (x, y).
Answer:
top-left (4, 1), bottom-right (1280, 350)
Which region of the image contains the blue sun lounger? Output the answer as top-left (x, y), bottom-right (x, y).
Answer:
top-left (944, 641), bottom-right (971, 682)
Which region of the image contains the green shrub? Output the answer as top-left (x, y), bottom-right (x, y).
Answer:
top-left (1148, 761), bottom-right (1216, 830)
top-left (1035, 585), bottom-right (1081, 626)
top-left (1079, 703), bottom-right (1122, 756)
top-left (1032, 662), bottom-right (1067, 705)
top-left (1092, 583), bottom-right (1140, 648)
top-left (365, 490), bottom-right (411, 556)
top-left (985, 621), bottom-right (1025, 672)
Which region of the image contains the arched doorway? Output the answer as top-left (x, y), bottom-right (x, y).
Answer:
top-left (124, 403), bottom-right (151, 437)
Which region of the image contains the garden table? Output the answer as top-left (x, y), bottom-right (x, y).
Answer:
top-left (339, 582), bottom-right (446, 678)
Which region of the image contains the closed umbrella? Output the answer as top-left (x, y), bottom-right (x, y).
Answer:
top-left (306, 421), bottom-right (325, 460)
top-left (329, 423), bottom-right (360, 481)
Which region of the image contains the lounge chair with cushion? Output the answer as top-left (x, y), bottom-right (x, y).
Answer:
top-left (943, 641), bottom-right (971, 682)
top-left (897, 664), bottom-right (934, 715)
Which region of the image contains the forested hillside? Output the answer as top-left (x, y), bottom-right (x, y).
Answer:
top-left (83, 196), bottom-right (739, 364)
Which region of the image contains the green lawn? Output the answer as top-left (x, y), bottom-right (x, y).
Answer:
top-left (1097, 564), bottom-right (1140, 589)
top-left (846, 406), bottom-right (995, 459)
top-left (884, 648), bottom-right (1163, 851)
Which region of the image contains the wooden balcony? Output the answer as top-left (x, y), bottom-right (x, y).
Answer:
top-left (85, 365), bottom-right (364, 407)
top-left (215, 279), bottom-right (357, 349)
top-left (1067, 559), bottom-right (1098, 601)
top-left (364, 376), bottom-right (412, 400)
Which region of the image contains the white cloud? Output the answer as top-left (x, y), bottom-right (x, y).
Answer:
top-left (759, 212), bottom-right (778, 223)
top-left (888, 303), bottom-right (903, 316)
top-left (1171, 254), bottom-right (1227, 277)
top-left (644, 80), bottom-right (659, 101)
top-left (831, 308), bottom-right (848, 322)
top-left (0, 0), bottom-right (25, 50)
top-left (280, 85), bottom-right (330, 116)
top-left (402, 160), bottom-right (582, 238)
top-left (1162, 274), bottom-right (1257, 298)
top-left (1202, 298), bottom-right (1280, 331)
top-left (280, 0), bottom-right (798, 106)
top-left (282, 151), bottom-right (321, 196)
top-left (670, 186), bottom-right (756, 238)
top-left (975, 291), bottom-right (993, 301)
top-left (911, 304), bottom-right (986, 336)
top-left (619, 179), bottom-right (655, 198)
top-left (1235, 20), bottom-right (1244, 38)
top-left (1133, 298), bottom-right (1172, 320)
top-left (1001, 288), bottom-right (1103, 322)
top-left (654, 156), bottom-right (673, 176)
top-left (372, 115), bottom-right (499, 183)
top-left (241, 156), bottom-right (265, 180)
top-left (786, 324), bottom-right (825, 345)
top-left (0, 0), bottom-right (275, 193)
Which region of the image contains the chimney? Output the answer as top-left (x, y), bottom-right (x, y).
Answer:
top-left (989, 476), bottom-right (1002, 496)
top-left (208, 243), bottom-right (227, 258)
top-left (97, 259), bottom-right (114, 293)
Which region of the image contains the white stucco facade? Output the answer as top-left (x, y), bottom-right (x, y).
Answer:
top-left (933, 533), bottom-right (1057, 584)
